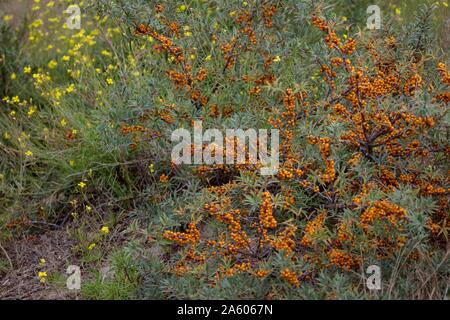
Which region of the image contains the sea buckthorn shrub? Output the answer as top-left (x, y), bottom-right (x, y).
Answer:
top-left (0, 0), bottom-right (448, 299)
top-left (100, 1), bottom-right (448, 299)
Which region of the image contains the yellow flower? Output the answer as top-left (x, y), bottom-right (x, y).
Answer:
top-left (30, 19), bottom-right (43, 29)
top-left (69, 159), bottom-right (75, 167)
top-left (24, 66), bottom-right (32, 74)
top-left (27, 106), bottom-right (36, 117)
top-left (205, 55), bottom-right (212, 61)
top-left (60, 118), bottom-right (67, 127)
top-left (38, 271), bottom-right (47, 283)
top-left (273, 56), bottom-right (281, 63)
top-left (48, 60), bottom-right (58, 69)
top-left (101, 50), bottom-right (112, 57)
top-left (106, 78), bottom-right (114, 85)
top-left (3, 15), bottom-right (13, 23)
top-left (66, 84), bottom-right (76, 93)
top-left (85, 205), bottom-right (92, 213)
top-left (62, 55), bottom-right (70, 62)
top-left (148, 163), bottom-right (155, 173)
top-left (11, 96), bottom-right (20, 103)
top-left (177, 5), bottom-right (187, 13)
top-left (100, 226), bottom-right (109, 234)
top-left (78, 181), bottom-right (86, 189)
top-left (10, 73), bottom-right (16, 80)
top-left (39, 258), bottom-right (46, 266)
top-left (87, 243), bottom-right (96, 250)
top-left (25, 150), bottom-right (33, 157)
top-left (395, 8), bottom-right (401, 15)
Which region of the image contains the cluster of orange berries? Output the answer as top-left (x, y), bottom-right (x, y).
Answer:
top-left (280, 269), bottom-right (300, 287)
top-left (160, 113), bottom-right (174, 124)
top-left (159, 174), bottom-right (169, 183)
top-left (219, 262), bottom-right (251, 277)
top-left (166, 69), bottom-right (191, 89)
top-left (196, 68), bottom-right (208, 82)
top-left (300, 212), bottom-right (326, 247)
top-left (255, 269), bottom-right (270, 278)
top-left (322, 159), bottom-right (336, 184)
top-left (155, 3), bottom-right (164, 13)
top-left (335, 221), bottom-right (352, 245)
top-left (435, 63), bottom-right (450, 103)
top-left (259, 192), bottom-right (277, 229)
top-left (311, 13), bottom-right (356, 56)
top-left (308, 136), bottom-right (331, 158)
top-left (307, 136), bottom-right (336, 184)
top-left (218, 209), bottom-right (251, 250)
top-left (403, 73), bottom-right (423, 96)
top-left (151, 31), bottom-right (185, 65)
top-left (163, 223), bottom-right (200, 246)
top-left (347, 152), bottom-right (362, 167)
top-left (360, 200), bottom-right (407, 228)
top-left (311, 14), bottom-right (340, 49)
top-left (270, 225), bottom-right (297, 254)
top-left (269, 89), bottom-right (305, 180)
top-left (437, 63), bottom-right (450, 85)
top-left (420, 183), bottom-right (446, 196)
top-left (220, 38), bottom-right (239, 70)
top-left (207, 182), bottom-right (236, 197)
top-left (119, 123), bottom-right (162, 150)
top-left (248, 73), bottom-right (276, 96)
top-left (427, 219), bottom-right (441, 236)
top-left (174, 263), bottom-right (189, 276)
top-left (379, 168), bottom-right (399, 190)
top-left (119, 124), bottom-right (146, 134)
top-left (262, 5), bottom-right (277, 28)
top-left (328, 249), bottom-right (359, 271)
top-left (281, 189), bottom-right (296, 209)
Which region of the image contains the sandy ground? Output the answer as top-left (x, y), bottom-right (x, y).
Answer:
top-left (0, 227), bottom-right (81, 299)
